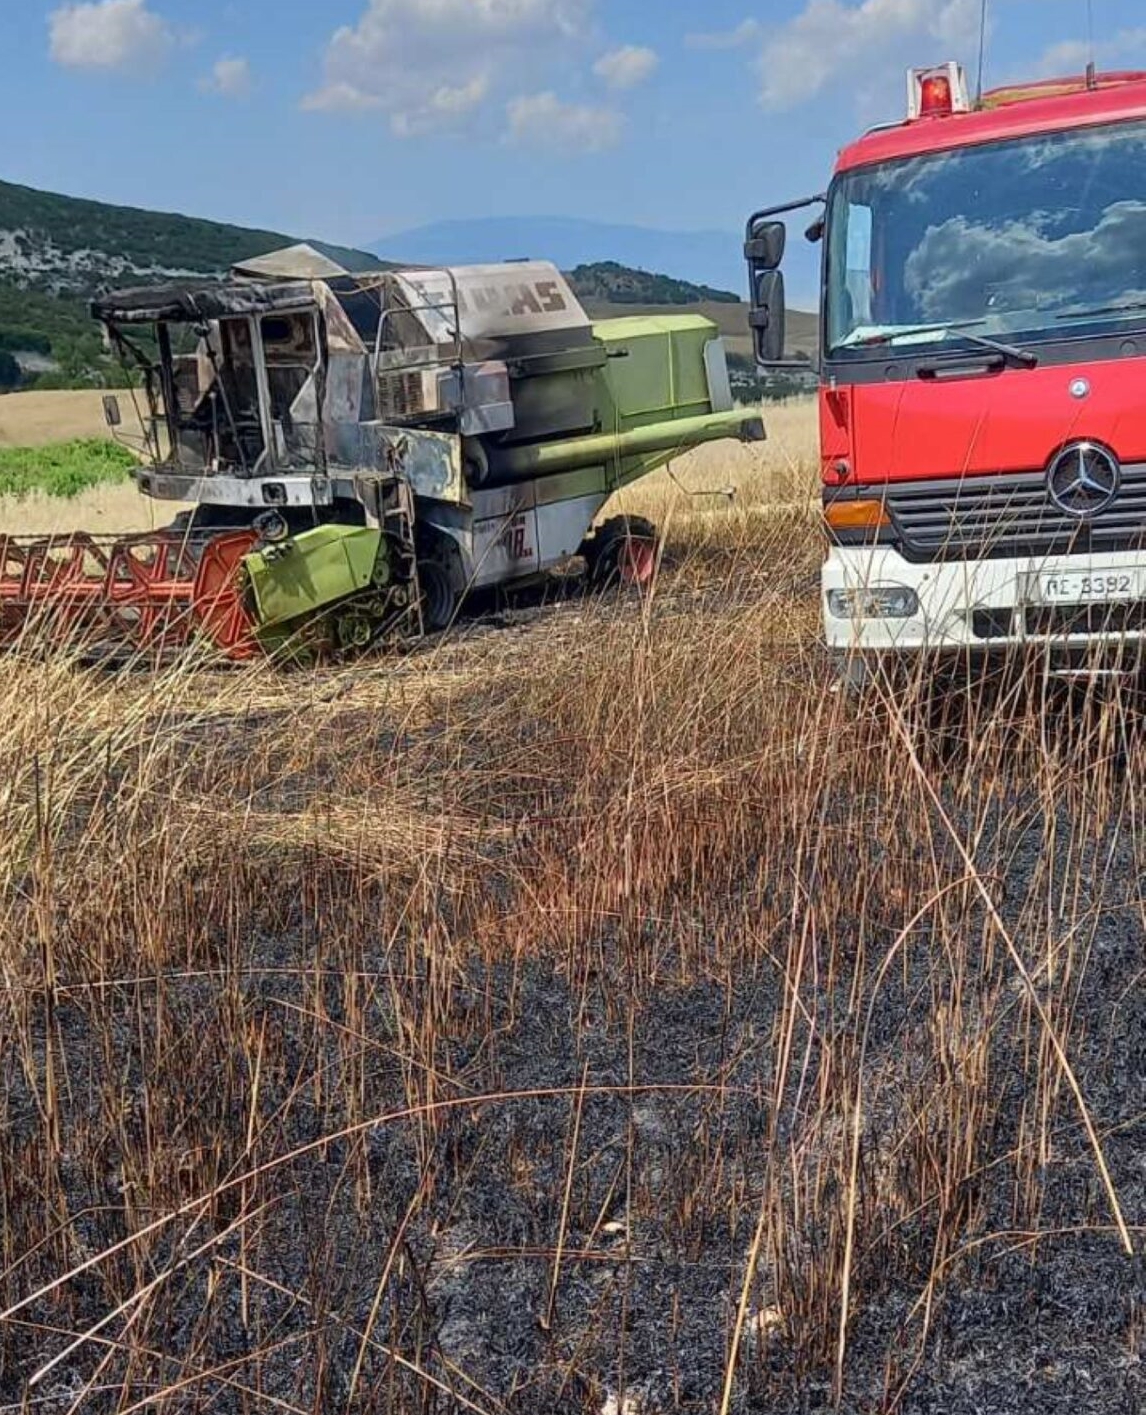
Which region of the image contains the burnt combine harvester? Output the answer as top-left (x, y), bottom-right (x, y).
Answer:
top-left (0, 247), bottom-right (761, 660)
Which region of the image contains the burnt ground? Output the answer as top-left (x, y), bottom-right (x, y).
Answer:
top-left (0, 583), bottom-right (1144, 1415)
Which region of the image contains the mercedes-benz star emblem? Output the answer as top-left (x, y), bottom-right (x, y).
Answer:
top-left (1046, 442), bottom-right (1121, 519)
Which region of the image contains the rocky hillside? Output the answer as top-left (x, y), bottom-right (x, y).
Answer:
top-left (0, 179), bottom-right (381, 386)
top-left (0, 178), bottom-right (377, 299)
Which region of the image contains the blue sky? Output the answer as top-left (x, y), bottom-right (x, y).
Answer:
top-left (3, 0), bottom-right (1146, 280)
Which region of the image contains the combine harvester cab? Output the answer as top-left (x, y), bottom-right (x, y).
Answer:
top-left (20, 245), bottom-right (761, 661)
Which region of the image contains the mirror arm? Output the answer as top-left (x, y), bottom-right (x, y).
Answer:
top-left (744, 193), bottom-right (827, 238)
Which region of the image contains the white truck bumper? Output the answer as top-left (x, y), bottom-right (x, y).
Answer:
top-left (823, 545), bottom-right (1146, 660)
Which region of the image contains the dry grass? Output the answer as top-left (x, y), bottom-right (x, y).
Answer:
top-left (0, 479), bottom-right (191, 536)
top-left (0, 397), bottom-right (1142, 1414)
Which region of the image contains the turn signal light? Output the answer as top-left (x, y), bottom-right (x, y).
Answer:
top-left (825, 499), bottom-right (891, 532)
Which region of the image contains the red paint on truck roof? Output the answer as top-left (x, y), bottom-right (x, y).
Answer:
top-left (836, 71), bottom-right (1146, 174)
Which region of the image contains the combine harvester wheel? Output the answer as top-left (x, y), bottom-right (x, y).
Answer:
top-left (584, 515), bottom-right (660, 589)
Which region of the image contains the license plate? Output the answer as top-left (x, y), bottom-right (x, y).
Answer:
top-left (1036, 570), bottom-right (1144, 604)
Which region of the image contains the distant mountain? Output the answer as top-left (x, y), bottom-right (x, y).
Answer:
top-left (372, 217), bottom-right (749, 300)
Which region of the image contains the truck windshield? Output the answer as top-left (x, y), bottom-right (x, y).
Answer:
top-left (826, 117), bottom-right (1146, 355)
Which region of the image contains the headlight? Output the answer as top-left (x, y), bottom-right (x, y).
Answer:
top-left (827, 586), bottom-right (920, 620)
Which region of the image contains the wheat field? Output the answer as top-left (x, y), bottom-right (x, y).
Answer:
top-left (0, 388), bottom-right (143, 448)
top-left (0, 394), bottom-right (1142, 1414)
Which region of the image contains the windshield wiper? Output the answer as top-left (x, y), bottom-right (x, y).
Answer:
top-left (847, 320), bottom-right (1037, 367)
top-left (954, 331), bottom-right (1038, 369)
top-left (1055, 299), bottom-right (1146, 322)
top-left (848, 321), bottom-right (958, 348)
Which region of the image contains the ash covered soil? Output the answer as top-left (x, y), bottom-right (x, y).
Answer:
top-left (1, 565), bottom-right (1144, 1414)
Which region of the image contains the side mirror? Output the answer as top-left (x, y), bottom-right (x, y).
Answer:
top-left (102, 395), bottom-right (122, 429)
top-left (749, 270), bottom-right (787, 366)
top-left (744, 219), bottom-right (786, 270)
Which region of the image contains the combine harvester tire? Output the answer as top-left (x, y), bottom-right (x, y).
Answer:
top-left (583, 515), bottom-right (660, 589)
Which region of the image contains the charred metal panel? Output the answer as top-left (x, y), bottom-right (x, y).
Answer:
top-left (92, 282), bottom-right (315, 325)
top-left (472, 504), bottom-right (541, 587)
top-left (324, 353), bottom-right (367, 426)
top-left (134, 471), bottom-right (334, 508)
top-left (232, 244), bottom-right (349, 282)
top-left (498, 365), bottom-right (599, 448)
top-left (536, 494), bottom-right (608, 565)
top-left (328, 423), bottom-right (465, 505)
top-left (314, 284), bottom-right (369, 355)
top-left (437, 362), bottom-right (516, 436)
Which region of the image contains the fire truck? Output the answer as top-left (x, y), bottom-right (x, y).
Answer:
top-left (748, 63), bottom-right (1146, 679)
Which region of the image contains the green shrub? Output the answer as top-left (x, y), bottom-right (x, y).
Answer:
top-left (0, 438), bottom-right (137, 499)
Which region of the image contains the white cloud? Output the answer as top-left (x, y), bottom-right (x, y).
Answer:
top-left (1033, 28), bottom-right (1146, 79)
top-left (1034, 39), bottom-right (1092, 75)
top-left (392, 75), bottom-right (492, 137)
top-left (303, 0), bottom-right (592, 136)
top-left (593, 45), bottom-right (658, 91)
top-left (302, 81), bottom-right (383, 114)
top-left (685, 19), bottom-right (762, 51)
top-left (505, 92), bottom-right (623, 152)
top-left (202, 55), bottom-right (251, 98)
top-left (757, 0), bottom-right (983, 111)
top-left (49, 0), bottom-right (174, 71)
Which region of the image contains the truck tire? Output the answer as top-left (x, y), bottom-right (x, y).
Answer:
top-left (583, 516), bottom-right (659, 589)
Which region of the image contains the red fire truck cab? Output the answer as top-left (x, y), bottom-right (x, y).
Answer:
top-left (749, 63), bottom-right (1146, 678)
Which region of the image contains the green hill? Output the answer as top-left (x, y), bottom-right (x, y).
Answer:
top-left (567, 261), bottom-right (742, 307)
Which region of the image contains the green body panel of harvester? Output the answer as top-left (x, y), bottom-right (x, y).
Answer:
top-left (595, 314), bottom-right (730, 486)
top-left (244, 525), bottom-right (389, 635)
top-left (596, 315), bottom-right (717, 424)
top-left (476, 314), bottom-right (747, 488)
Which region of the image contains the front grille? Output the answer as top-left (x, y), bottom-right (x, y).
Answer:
top-left (1025, 602), bottom-right (1146, 637)
top-left (886, 466), bottom-right (1146, 562)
